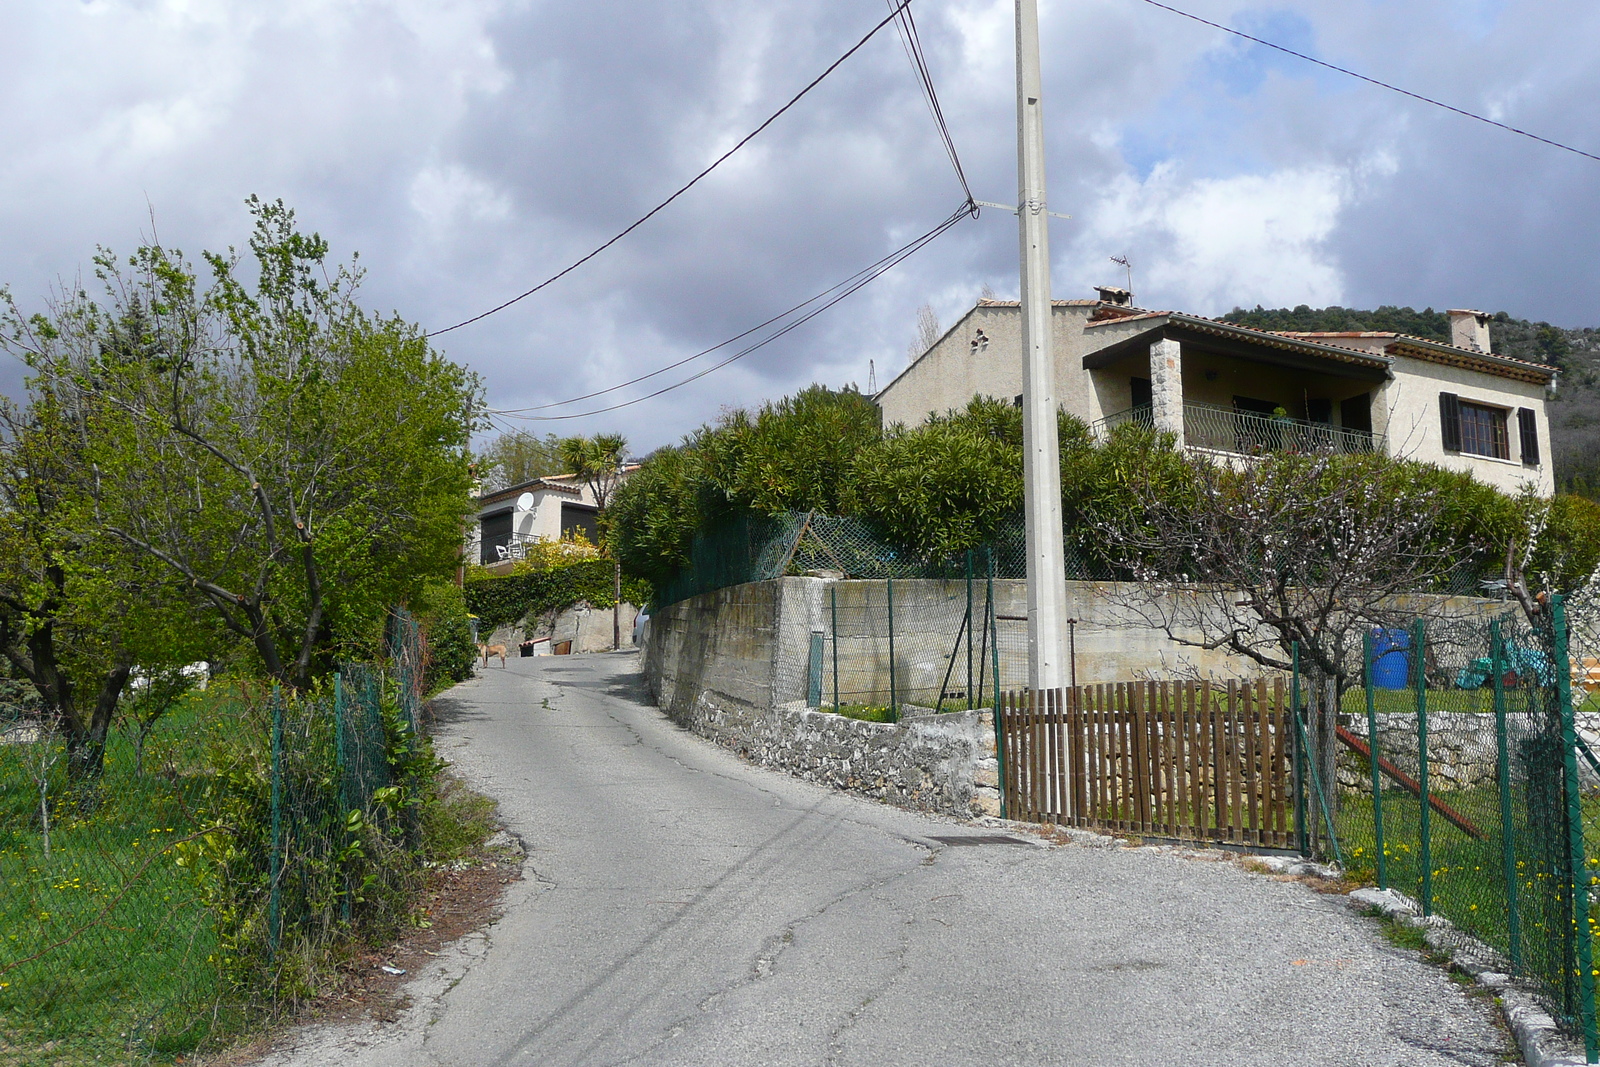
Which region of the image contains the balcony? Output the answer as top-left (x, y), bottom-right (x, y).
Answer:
top-left (1093, 401), bottom-right (1382, 457)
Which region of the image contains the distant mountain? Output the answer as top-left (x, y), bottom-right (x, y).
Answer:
top-left (1223, 305), bottom-right (1600, 497)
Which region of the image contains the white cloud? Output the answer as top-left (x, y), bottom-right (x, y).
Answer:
top-left (1064, 162), bottom-right (1352, 314)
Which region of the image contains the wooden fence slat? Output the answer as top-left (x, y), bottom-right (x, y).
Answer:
top-left (1272, 677), bottom-right (1287, 847)
top-left (1074, 688), bottom-right (1085, 828)
top-left (1229, 682), bottom-right (1244, 845)
top-left (1053, 688), bottom-right (1067, 823)
top-left (1029, 689), bottom-right (1042, 823)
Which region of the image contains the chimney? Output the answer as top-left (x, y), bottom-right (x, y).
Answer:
top-left (1095, 285), bottom-right (1132, 307)
top-left (1447, 309), bottom-right (1491, 353)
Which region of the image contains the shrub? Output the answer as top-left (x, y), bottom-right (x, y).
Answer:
top-left (411, 579), bottom-right (477, 690)
top-left (464, 559), bottom-right (652, 632)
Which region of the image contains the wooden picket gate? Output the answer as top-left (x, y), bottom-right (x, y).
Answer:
top-left (999, 680), bottom-right (1295, 847)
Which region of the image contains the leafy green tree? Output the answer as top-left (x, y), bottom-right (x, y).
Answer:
top-left (478, 430), bottom-right (566, 492)
top-left (7, 198), bottom-right (479, 690)
top-left (0, 383), bottom-right (205, 779)
top-left (558, 433), bottom-right (629, 645)
top-left (608, 442), bottom-right (703, 585)
top-left (558, 433), bottom-right (629, 511)
top-left (849, 396), bottom-right (1023, 560)
top-left (699, 385), bottom-right (880, 516)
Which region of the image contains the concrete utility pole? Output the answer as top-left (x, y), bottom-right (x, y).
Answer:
top-left (1015, 0), bottom-right (1070, 690)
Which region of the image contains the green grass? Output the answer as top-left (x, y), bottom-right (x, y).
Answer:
top-left (0, 697), bottom-right (229, 1065)
top-left (1337, 775), bottom-right (1600, 1030)
top-left (820, 703), bottom-right (898, 723)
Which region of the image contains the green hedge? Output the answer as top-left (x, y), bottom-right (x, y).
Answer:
top-left (464, 559), bottom-right (653, 632)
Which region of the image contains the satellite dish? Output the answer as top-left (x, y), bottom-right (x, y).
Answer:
top-left (515, 492), bottom-right (536, 512)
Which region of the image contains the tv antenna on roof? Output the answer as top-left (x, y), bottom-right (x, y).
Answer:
top-left (868, 358), bottom-right (877, 394)
top-left (1110, 254), bottom-right (1133, 299)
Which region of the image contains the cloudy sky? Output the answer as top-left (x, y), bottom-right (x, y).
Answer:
top-left (2, 0), bottom-right (1597, 452)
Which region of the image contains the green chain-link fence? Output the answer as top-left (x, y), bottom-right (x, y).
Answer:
top-left (653, 510), bottom-right (1111, 610)
top-left (1326, 603), bottom-right (1599, 1059)
top-left (0, 608), bottom-right (433, 1064)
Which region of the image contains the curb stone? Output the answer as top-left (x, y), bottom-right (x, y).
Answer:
top-left (1348, 887), bottom-right (1586, 1067)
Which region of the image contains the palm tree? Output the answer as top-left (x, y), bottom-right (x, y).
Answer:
top-left (559, 434), bottom-right (629, 647)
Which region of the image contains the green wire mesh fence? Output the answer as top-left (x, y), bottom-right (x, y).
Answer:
top-left (0, 608), bottom-right (432, 1064)
top-left (653, 510), bottom-right (1105, 610)
top-left (1328, 604), bottom-right (1599, 1059)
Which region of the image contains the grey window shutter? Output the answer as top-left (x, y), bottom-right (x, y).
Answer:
top-left (1518, 408), bottom-right (1540, 466)
top-left (1439, 393), bottom-right (1462, 452)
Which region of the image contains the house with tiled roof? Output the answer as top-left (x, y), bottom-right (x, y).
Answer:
top-left (875, 290), bottom-right (1554, 495)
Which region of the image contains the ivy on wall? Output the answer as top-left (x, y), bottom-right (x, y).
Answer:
top-left (464, 559), bottom-right (653, 631)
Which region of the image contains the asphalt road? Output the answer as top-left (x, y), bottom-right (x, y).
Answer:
top-left (257, 651), bottom-right (1509, 1067)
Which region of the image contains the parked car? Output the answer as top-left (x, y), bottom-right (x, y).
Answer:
top-left (632, 607), bottom-right (651, 648)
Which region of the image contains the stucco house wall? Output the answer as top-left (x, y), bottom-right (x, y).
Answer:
top-left (876, 294), bottom-right (1557, 496)
top-left (1378, 354), bottom-right (1553, 495)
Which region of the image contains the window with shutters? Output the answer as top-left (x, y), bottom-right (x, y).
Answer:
top-left (1457, 401), bottom-right (1510, 459)
top-left (1518, 408), bottom-right (1540, 466)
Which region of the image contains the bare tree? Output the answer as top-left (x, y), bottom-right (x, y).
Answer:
top-left (907, 304), bottom-right (940, 364)
top-left (1096, 448), bottom-right (1489, 840)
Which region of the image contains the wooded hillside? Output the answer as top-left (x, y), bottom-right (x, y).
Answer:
top-left (1224, 305), bottom-right (1600, 497)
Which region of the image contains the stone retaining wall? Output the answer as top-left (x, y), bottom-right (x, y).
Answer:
top-left (1335, 711), bottom-right (1600, 792)
top-left (674, 694), bottom-right (1000, 817)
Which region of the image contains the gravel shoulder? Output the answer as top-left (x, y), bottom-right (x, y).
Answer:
top-left (244, 651), bottom-right (1515, 1067)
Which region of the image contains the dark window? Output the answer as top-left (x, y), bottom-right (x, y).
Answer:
top-left (1341, 393), bottom-right (1372, 435)
top-left (1438, 392), bottom-right (1462, 452)
top-left (1518, 408), bottom-right (1540, 466)
top-left (480, 511), bottom-right (512, 564)
top-left (1130, 377), bottom-right (1152, 410)
top-left (1306, 398), bottom-right (1332, 424)
top-left (561, 502), bottom-right (599, 543)
top-left (1457, 401), bottom-right (1510, 459)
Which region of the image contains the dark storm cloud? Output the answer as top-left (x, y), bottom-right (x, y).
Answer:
top-left (1, 0), bottom-right (1596, 452)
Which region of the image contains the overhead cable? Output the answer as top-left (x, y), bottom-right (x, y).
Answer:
top-left (495, 228), bottom-right (964, 413)
top-left (885, 0), bottom-right (975, 203)
top-left (430, 0), bottom-right (923, 337)
top-left (1135, 0), bottom-right (1600, 165)
top-left (487, 202), bottom-right (972, 422)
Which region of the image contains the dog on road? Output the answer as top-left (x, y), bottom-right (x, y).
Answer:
top-left (478, 642), bottom-right (508, 668)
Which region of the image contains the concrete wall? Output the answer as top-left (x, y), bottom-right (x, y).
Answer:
top-left (643, 578), bottom-right (1277, 720)
top-left (487, 599), bottom-right (642, 655)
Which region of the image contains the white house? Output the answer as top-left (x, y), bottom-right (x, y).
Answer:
top-left (876, 290), bottom-right (1555, 496)
top-left (470, 473), bottom-right (606, 566)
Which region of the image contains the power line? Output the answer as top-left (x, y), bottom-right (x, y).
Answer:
top-left (429, 0), bottom-right (921, 338)
top-left (1135, 0), bottom-right (1600, 166)
top-left (886, 0), bottom-right (974, 203)
top-left (496, 230), bottom-right (962, 413)
top-left (488, 203), bottom-right (971, 422)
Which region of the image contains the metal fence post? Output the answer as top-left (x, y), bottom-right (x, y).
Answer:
top-left (966, 550), bottom-right (975, 710)
top-left (989, 553), bottom-right (1005, 820)
top-left (887, 577), bottom-right (898, 720)
top-left (1365, 630), bottom-right (1388, 890)
top-left (807, 630), bottom-right (824, 708)
top-left (831, 585), bottom-right (840, 711)
top-left (1554, 595), bottom-right (1599, 1061)
top-left (1415, 618), bottom-right (1433, 919)
top-left (269, 685), bottom-right (284, 957)
top-left (1293, 643), bottom-right (1308, 856)
top-left (988, 554), bottom-right (1001, 719)
top-left (1491, 619), bottom-right (1524, 973)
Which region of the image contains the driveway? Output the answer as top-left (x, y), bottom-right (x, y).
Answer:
top-left (257, 651), bottom-right (1508, 1067)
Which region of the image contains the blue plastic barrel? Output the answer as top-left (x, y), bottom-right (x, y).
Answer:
top-left (1370, 628), bottom-right (1411, 690)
